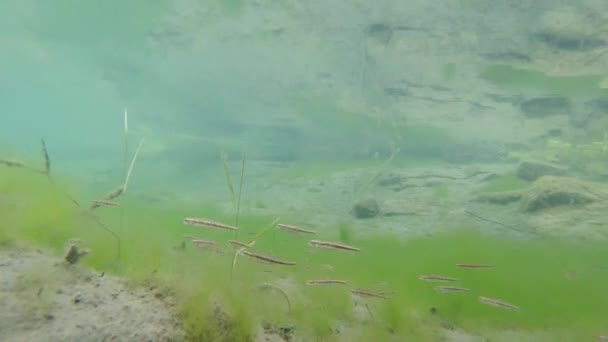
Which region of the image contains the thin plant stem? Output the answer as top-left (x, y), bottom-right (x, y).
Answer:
top-left (124, 138), bottom-right (144, 193)
top-left (234, 153), bottom-right (246, 239)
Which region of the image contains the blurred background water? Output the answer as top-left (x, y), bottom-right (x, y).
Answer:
top-left (1, 0), bottom-right (607, 226)
top-left (2, 2), bottom-right (608, 340)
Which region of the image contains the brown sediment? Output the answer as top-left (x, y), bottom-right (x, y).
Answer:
top-left (277, 223), bottom-right (316, 235)
top-left (435, 286), bottom-right (470, 293)
top-left (308, 239), bottom-right (360, 252)
top-left (350, 288), bottom-right (388, 299)
top-left (419, 275), bottom-right (458, 282)
top-left (478, 296), bottom-right (520, 311)
top-left (241, 250), bottom-right (296, 266)
top-left (306, 279), bottom-right (347, 286)
top-left (456, 263), bottom-right (493, 269)
top-left (183, 218), bottom-right (238, 231)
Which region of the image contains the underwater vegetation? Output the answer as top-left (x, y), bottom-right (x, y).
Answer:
top-left (1, 117), bottom-right (608, 340)
top-left (480, 64), bottom-right (607, 98)
top-left (2, 169), bottom-right (608, 340)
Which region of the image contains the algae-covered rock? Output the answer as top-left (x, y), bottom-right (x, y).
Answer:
top-left (539, 6), bottom-right (607, 50)
top-left (520, 176), bottom-right (605, 212)
top-left (474, 191), bottom-right (523, 205)
top-left (352, 198), bottom-right (380, 219)
top-left (519, 96), bottom-right (571, 118)
top-left (516, 161), bottom-right (567, 181)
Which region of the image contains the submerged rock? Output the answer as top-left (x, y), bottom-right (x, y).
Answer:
top-left (516, 160), bottom-right (567, 181)
top-left (64, 244), bottom-right (89, 265)
top-left (520, 176), bottom-right (605, 212)
top-left (519, 96), bottom-right (571, 118)
top-left (539, 6), bottom-right (607, 51)
top-left (352, 198), bottom-right (380, 219)
top-left (474, 191), bottom-right (523, 205)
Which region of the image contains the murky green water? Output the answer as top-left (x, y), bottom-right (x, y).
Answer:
top-left (2, 1), bottom-right (608, 341)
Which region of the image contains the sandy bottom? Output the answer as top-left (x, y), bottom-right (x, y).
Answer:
top-left (0, 246), bottom-right (185, 342)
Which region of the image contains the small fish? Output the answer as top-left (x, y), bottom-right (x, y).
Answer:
top-left (276, 223), bottom-right (316, 235)
top-left (419, 275), bottom-right (458, 282)
top-left (190, 239), bottom-right (217, 247)
top-left (228, 240), bottom-right (252, 248)
top-left (241, 250), bottom-right (296, 266)
top-left (435, 286), bottom-right (470, 293)
top-left (350, 288), bottom-right (388, 299)
top-left (183, 218), bottom-right (238, 231)
top-left (104, 186), bottom-right (124, 201)
top-left (309, 239), bottom-right (360, 252)
top-left (478, 296), bottom-right (520, 311)
top-left (456, 263), bottom-right (492, 269)
top-left (91, 199), bottom-right (121, 207)
top-left (320, 264), bottom-right (335, 271)
top-left (0, 159), bottom-right (24, 167)
top-left (306, 279), bottom-right (347, 286)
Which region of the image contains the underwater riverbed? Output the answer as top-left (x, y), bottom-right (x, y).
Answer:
top-left (1, 159), bottom-right (607, 341)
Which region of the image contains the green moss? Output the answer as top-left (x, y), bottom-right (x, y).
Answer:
top-left (480, 64), bottom-right (607, 98)
top-left (338, 222), bottom-right (354, 243)
top-left (433, 183), bottom-right (450, 199)
top-left (442, 63), bottom-right (457, 80)
top-left (1, 168), bottom-right (606, 340)
top-left (478, 173), bottom-right (530, 193)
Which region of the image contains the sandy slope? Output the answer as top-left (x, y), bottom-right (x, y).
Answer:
top-left (0, 247), bottom-right (185, 342)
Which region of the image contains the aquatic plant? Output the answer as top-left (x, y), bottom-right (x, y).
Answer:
top-left (2, 138), bottom-right (608, 340)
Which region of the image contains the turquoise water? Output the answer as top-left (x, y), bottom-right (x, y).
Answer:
top-left (1, 2), bottom-right (608, 341)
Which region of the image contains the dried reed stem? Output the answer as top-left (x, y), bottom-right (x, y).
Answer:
top-left (220, 150), bottom-right (236, 209)
top-left (82, 211), bottom-right (121, 260)
top-left (123, 138), bottom-right (144, 193)
top-left (184, 218), bottom-right (238, 231)
top-left (277, 223), bottom-right (316, 235)
top-left (257, 283), bottom-right (292, 312)
top-left (234, 153), bottom-right (245, 240)
top-left (309, 239), bottom-right (360, 252)
top-left (353, 144), bottom-right (400, 201)
top-left (465, 210), bottom-right (541, 235)
top-left (40, 139), bottom-right (50, 176)
top-left (123, 107), bottom-right (129, 180)
top-left (230, 217), bottom-right (280, 282)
